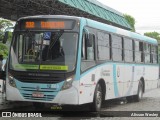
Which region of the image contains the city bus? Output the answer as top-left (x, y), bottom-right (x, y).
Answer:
top-left (4, 15), bottom-right (159, 111)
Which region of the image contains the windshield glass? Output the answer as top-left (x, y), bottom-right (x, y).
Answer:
top-left (9, 31), bottom-right (78, 72)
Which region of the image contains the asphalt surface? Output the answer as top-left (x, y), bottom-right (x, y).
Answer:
top-left (0, 88), bottom-right (160, 119)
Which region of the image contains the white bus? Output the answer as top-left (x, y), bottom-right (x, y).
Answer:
top-left (3, 15), bottom-right (159, 111)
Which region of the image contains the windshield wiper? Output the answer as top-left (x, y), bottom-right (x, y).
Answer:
top-left (49, 30), bottom-right (64, 50)
top-left (46, 30), bottom-right (64, 58)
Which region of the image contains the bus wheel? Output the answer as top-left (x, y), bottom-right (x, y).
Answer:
top-left (133, 81), bottom-right (143, 102)
top-left (91, 83), bottom-right (102, 112)
top-left (33, 102), bottom-right (45, 110)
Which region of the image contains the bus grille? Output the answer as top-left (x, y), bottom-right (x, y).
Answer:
top-left (9, 70), bottom-right (72, 84)
top-left (22, 93), bottom-right (55, 101)
top-left (15, 76), bottom-right (62, 84)
top-left (20, 86), bottom-right (57, 101)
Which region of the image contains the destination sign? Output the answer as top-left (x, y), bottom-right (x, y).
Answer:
top-left (19, 19), bottom-right (75, 30)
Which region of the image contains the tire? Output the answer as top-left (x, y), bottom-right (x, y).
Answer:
top-left (90, 83), bottom-right (102, 112)
top-left (133, 81), bottom-right (143, 102)
top-left (33, 102), bottom-right (45, 110)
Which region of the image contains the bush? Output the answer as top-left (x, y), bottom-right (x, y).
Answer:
top-left (0, 43), bottom-right (8, 58)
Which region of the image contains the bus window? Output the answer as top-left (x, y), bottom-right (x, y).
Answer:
top-left (124, 38), bottom-right (133, 62)
top-left (144, 43), bottom-right (151, 63)
top-left (135, 41), bottom-right (144, 63)
top-left (86, 33), bottom-right (95, 60)
top-left (82, 32), bottom-right (95, 61)
top-left (151, 45), bottom-right (158, 64)
top-left (97, 32), bottom-right (110, 60)
top-left (81, 33), bottom-right (86, 60)
top-left (135, 41), bottom-right (140, 62)
top-left (112, 35), bottom-right (122, 61)
top-left (139, 42), bottom-right (144, 62)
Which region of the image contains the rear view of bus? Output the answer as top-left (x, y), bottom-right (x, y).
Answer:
top-left (6, 15), bottom-right (80, 106)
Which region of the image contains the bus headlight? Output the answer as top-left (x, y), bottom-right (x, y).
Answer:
top-left (61, 76), bottom-right (74, 90)
top-left (8, 73), bottom-right (17, 88)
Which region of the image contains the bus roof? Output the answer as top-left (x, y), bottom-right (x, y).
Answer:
top-left (17, 15), bottom-right (81, 21)
top-left (17, 15), bottom-right (157, 45)
top-left (85, 18), bottom-right (158, 45)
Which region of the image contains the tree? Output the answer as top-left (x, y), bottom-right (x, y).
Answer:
top-left (0, 19), bottom-right (13, 41)
top-left (124, 14), bottom-right (135, 32)
top-left (144, 31), bottom-right (160, 41)
top-left (0, 43), bottom-right (8, 58)
top-left (0, 18), bottom-right (13, 58)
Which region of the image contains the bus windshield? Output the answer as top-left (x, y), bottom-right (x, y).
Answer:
top-left (9, 31), bottom-right (78, 72)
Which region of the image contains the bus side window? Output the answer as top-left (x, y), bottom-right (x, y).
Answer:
top-left (81, 34), bottom-right (86, 60)
top-left (139, 42), bottom-right (144, 62)
top-left (82, 33), bottom-right (95, 61)
top-left (135, 41), bottom-right (140, 63)
top-left (151, 45), bottom-right (158, 64)
top-left (144, 43), bottom-right (151, 63)
top-left (97, 32), bottom-right (110, 60)
top-left (86, 33), bottom-right (95, 60)
top-left (124, 38), bottom-right (133, 62)
top-left (112, 35), bottom-right (122, 61)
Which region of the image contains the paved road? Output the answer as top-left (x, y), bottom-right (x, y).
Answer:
top-left (0, 93), bottom-right (32, 110)
top-left (102, 88), bottom-right (160, 111)
top-left (1, 88), bottom-right (160, 119)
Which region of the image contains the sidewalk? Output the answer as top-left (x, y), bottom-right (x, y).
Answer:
top-left (0, 93), bottom-right (15, 110)
top-left (0, 93), bottom-right (32, 110)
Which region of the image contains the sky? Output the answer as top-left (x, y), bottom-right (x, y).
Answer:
top-left (97, 0), bottom-right (160, 34)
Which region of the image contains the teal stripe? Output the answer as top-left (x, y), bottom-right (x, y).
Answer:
top-left (113, 64), bottom-right (119, 97)
top-left (80, 62), bottom-right (158, 78)
top-left (86, 19), bottom-right (117, 33)
top-left (125, 66), bottom-right (134, 96)
top-left (75, 18), bottom-right (86, 80)
top-left (130, 32), bottom-right (157, 44)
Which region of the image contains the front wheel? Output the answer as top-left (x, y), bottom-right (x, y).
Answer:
top-left (90, 83), bottom-right (102, 112)
top-left (133, 81), bottom-right (144, 102)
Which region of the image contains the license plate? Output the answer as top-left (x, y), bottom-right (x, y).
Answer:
top-left (32, 92), bottom-right (44, 98)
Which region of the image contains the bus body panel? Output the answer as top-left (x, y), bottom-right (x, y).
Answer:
top-left (6, 15), bottom-right (159, 106)
top-left (6, 79), bottom-right (79, 105)
top-left (78, 63), bottom-right (159, 104)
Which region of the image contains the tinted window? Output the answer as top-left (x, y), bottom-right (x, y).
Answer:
top-left (135, 41), bottom-right (144, 63)
top-left (151, 45), bottom-right (158, 63)
top-left (112, 35), bottom-right (122, 61)
top-left (124, 38), bottom-right (133, 62)
top-left (144, 43), bottom-right (151, 63)
top-left (97, 32), bottom-right (110, 60)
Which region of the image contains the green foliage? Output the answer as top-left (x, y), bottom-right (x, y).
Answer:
top-left (0, 18), bottom-right (13, 41)
top-left (0, 43), bottom-right (8, 58)
top-left (144, 31), bottom-right (160, 41)
top-left (0, 18), bottom-right (13, 58)
top-left (124, 14), bottom-right (135, 32)
top-left (0, 19), bottom-right (13, 29)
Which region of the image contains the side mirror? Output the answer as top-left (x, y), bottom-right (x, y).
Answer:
top-left (2, 31), bottom-right (9, 44)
